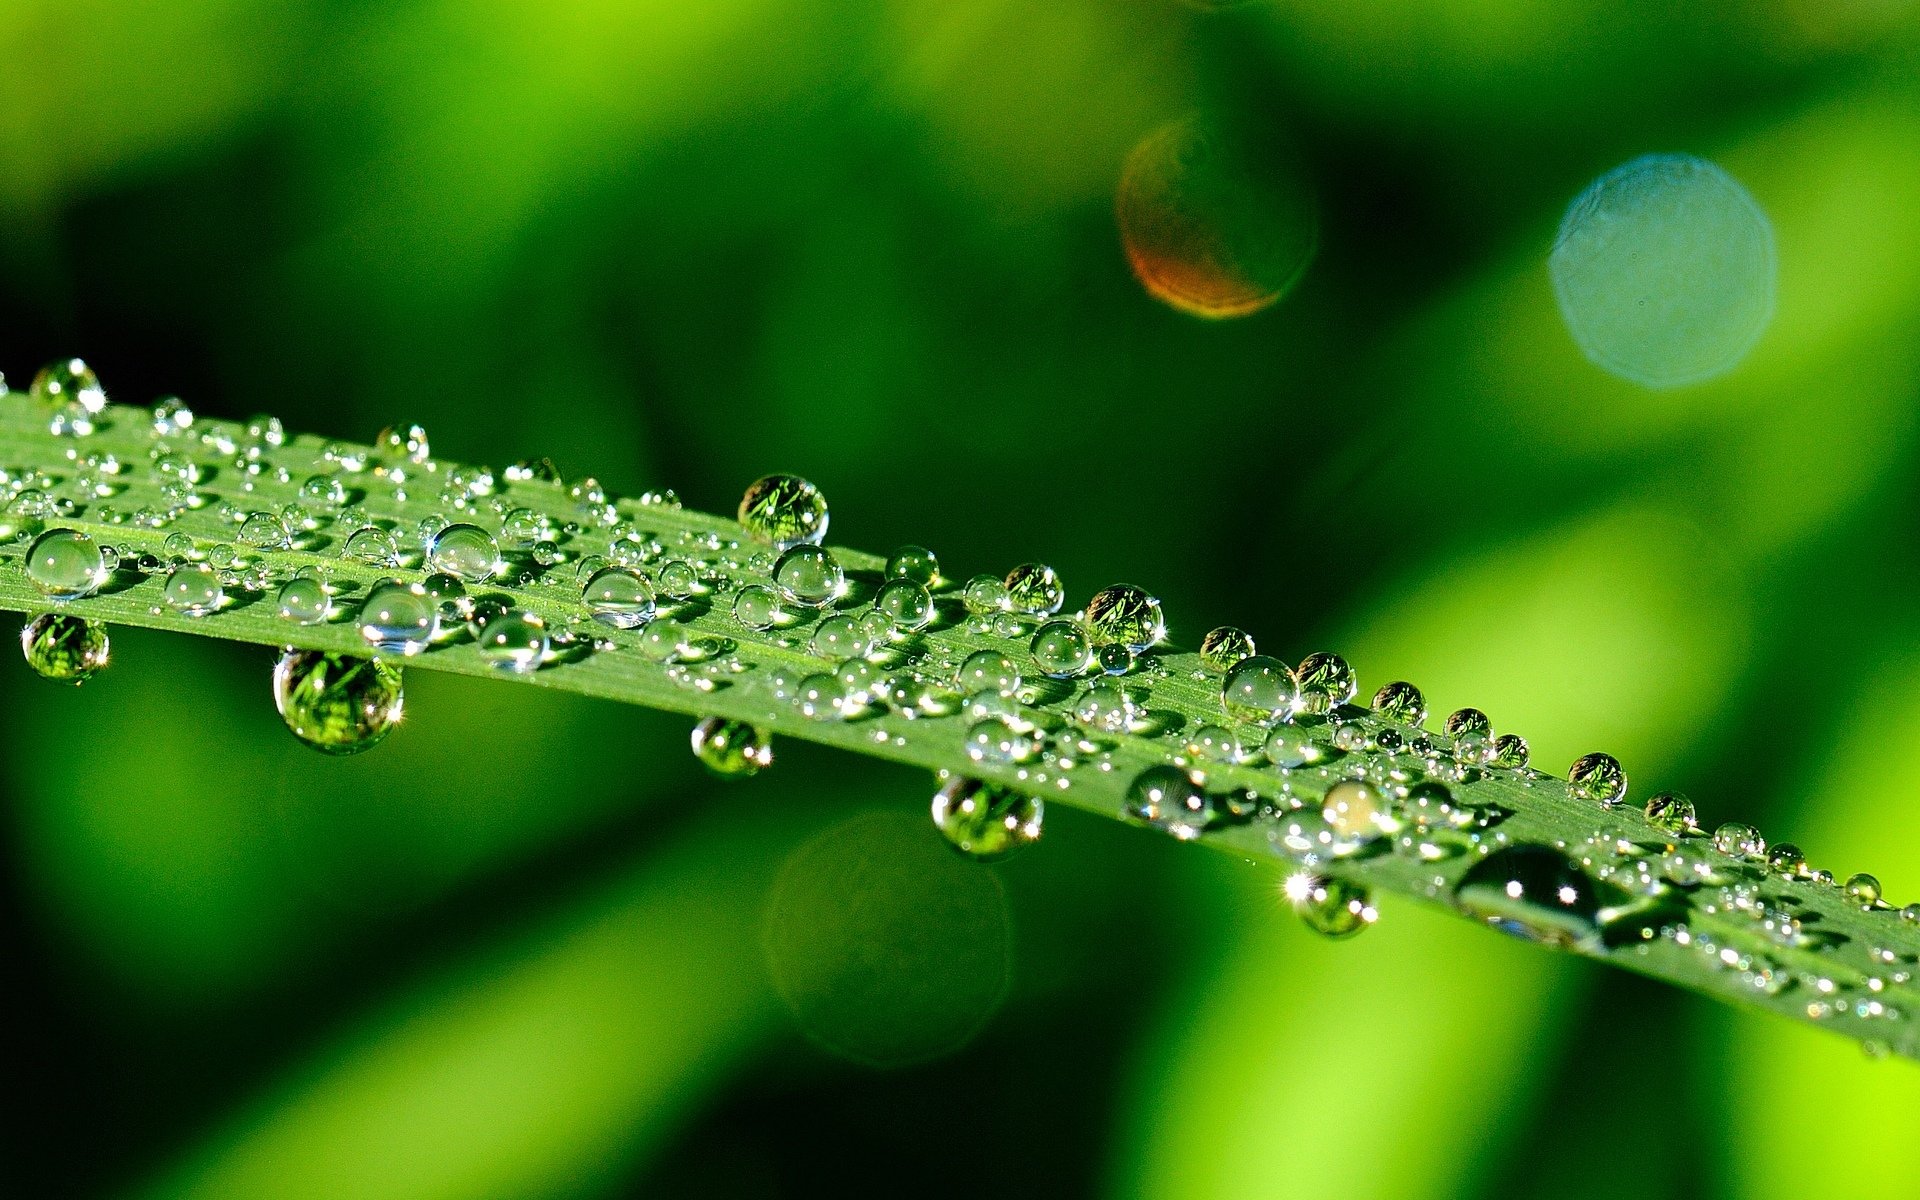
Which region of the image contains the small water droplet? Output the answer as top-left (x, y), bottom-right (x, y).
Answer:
top-left (1372, 680), bottom-right (1427, 726)
top-left (772, 544), bottom-right (845, 608)
top-left (958, 650), bottom-right (1021, 698)
top-left (691, 717), bottom-right (772, 777)
top-left (474, 608), bottom-right (548, 673)
top-left (1030, 619), bottom-right (1093, 679)
top-left (1711, 821), bottom-right (1766, 860)
top-left (1294, 652), bottom-right (1356, 714)
top-left (1845, 873), bottom-right (1884, 907)
top-left (31, 358), bottom-right (107, 414)
top-left (873, 578), bottom-right (934, 633)
top-left (582, 566), bottom-right (656, 629)
top-left (1124, 764), bottom-right (1210, 840)
top-left (275, 575), bottom-right (330, 625)
top-left (1644, 791), bottom-right (1695, 834)
top-left (1003, 563), bottom-right (1065, 616)
top-left (933, 777), bottom-right (1043, 860)
top-left (344, 526), bottom-right (400, 567)
top-left (1284, 871), bottom-right (1377, 938)
top-left (427, 522), bottom-right (502, 582)
top-left (1221, 654), bottom-right (1297, 724)
top-left (885, 545), bottom-right (940, 586)
top-left (1454, 844), bottom-right (1613, 948)
top-left (1084, 584), bottom-right (1165, 651)
top-left (163, 562), bottom-right (224, 616)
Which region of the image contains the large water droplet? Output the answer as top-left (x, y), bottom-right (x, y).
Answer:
top-left (25, 528), bottom-right (108, 601)
top-left (30, 358), bottom-right (107, 414)
top-left (1084, 583), bottom-right (1165, 651)
top-left (1644, 791), bottom-right (1696, 834)
top-left (582, 566), bottom-right (656, 629)
top-left (1003, 563), bottom-right (1065, 616)
top-left (163, 562), bottom-right (224, 616)
top-left (358, 581), bottom-right (439, 655)
top-left (275, 575), bottom-right (330, 625)
top-left (1550, 154), bottom-right (1774, 388)
top-left (20, 613), bottom-right (108, 683)
top-left (474, 608), bottom-right (547, 673)
top-left (427, 522), bottom-right (502, 582)
top-left (272, 650), bottom-right (404, 755)
top-left (738, 474), bottom-right (828, 549)
top-left (1030, 619), bottom-right (1093, 679)
top-left (1294, 651), bottom-right (1356, 713)
top-left (1116, 116), bottom-right (1316, 318)
top-left (691, 717), bottom-right (772, 777)
top-left (1568, 752), bottom-right (1628, 806)
top-left (772, 544), bottom-right (844, 608)
top-left (1454, 844), bottom-right (1615, 948)
top-left (1124, 764), bottom-right (1211, 840)
top-left (932, 777), bottom-right (1044, 860)
top-left (1221, 654), bottom-right (1297, 724)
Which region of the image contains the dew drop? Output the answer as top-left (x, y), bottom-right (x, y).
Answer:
top-left (1711, 821), bottom-right (1766, 860)
top-left (1030, 619), bottom-right (1093, 679)
top-left (163, 562), bottom-right (224, 616)
top-left (1488, 733), bottom-right (1530, 770)
top-left (1003, 563), bottom-right (1065, 616)
top-left (1294, 651), bottom-right (1356, 714)
top-left (275, 575), bottom-right (330, 625)
top-left (1371, 680), bottom-right (1427, 726)
top-left (358, 580), bottom-right (438, 656)
top-left (1550, 154), bottom-right (1774, 388)
top-left (1124, 764), bottom-right (1211, 840)
top-left (932, 777), bottom-right (1044, 860)
top-left (1845, 873), bottom-right (1884, 907)
top-left (20, 613), bottom-right (108, 683)
top-left (1644, 791), bottom-right (1696, 834)
top-left (25, 528), bottom-right (108, 601)
top-left (738, 474), bottom-right (828, 549)
top-left (1116, 116), bottom-right (1316, 319)
top-left (582, 566), bottom-right (656, 629)
top-left (238, 511), bottom-right (291, 550)
top-left (772, 544), bottom-right (844, 608)
top-left (344, 526), bottom-right (400, 567)
top-left (1284, 872), bottom-right (1377, 939)
top-left (1198, 625), bottom-right (1255, 672)
top-left (1454, 844), bottom-right (1614, 948)
top-left (885, 545), bottom-right (940, 586)
top-left (427, 522), bottom-right (502, 582)
top-left (873, 578), bottom-right (934, 633)
top-left (1084, 583), bottom-right (1165, 651)
top-left (1568, 752), bottom-right (1628, 806)
top-left (691, 716), bottom-right (772, 777)
top-left (958, 650), bottom-right (1021, 698)
top-left (30, 358), bottom-right (106, 414)
top-left (964, 716), bottom-right (1039, 767)
top-left (1221, 654), bottom-right (1297, 724)
top-left (271, 650), bottom-right (403, 755)
top-left (474, 609), bottom-right (547, 673)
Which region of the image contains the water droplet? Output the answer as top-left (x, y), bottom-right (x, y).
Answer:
top-left (375, 423), bottom-right (432, 463)
top-left (958, 650), bottom-right (1021, 697)
top-left (963, 574), bottom-right (1010, 614)
top-left (691, 717), bottom-right (772, 777)
top-left (1084, 583), bottom-right (1165, 651)
top-left (31, 358), bottom-right (106, 414)
top-left (738, 474), bottom-right (828, 549)
top-left (933, 777), bottom-right (1044, 860)
top-left (1074, 682), bottom-right (1137, 732)
top-left (1294, 651), bottom-right (1356, 714)
top-left (1198, 625), bottom-right (1255, 671)
top-left (1766, 842), bottom-right (1807, 878)
top-left (358, 580), bottom-right (438, 655)
top-left (24, 528), bottom-right (108, 600)
top-left (163, 562), bottom-right (224, 615)
top-left (772, 544), bottom-right (844, 608)
top-left (1644, 791), bottom-right (1696, 834)
top-left (1438, 712), bottom-right (1485, 743)
top-left (271, 650), bottom-right (403, 755)
top-left (1221, 654), bottom-right (1297, 723)
top-left (1003, 563), bottom-right (1065, 616)
top-left (344, 526), bottom-right (400, 567)
top-left (20, 613), bottom-right (108, 682)
top-left (238, 511), bottom-right (291, 550)
top-left (1371, 680), bottom-right (1427, 726)
top-left (582, 566), bottom-right (656, 629)
top-left (1124, 764), bottom-right (1211, 840)
top-left (1284, 872), bottom-right (1377, 938)
top-left (427, 522), bottom-right (502, 582)
top-left (152, 396), bottom-right (194, 435)
top-left (964, 716), bottom-right (1039, 767)
top-left (1711, 821), bottom-right (1766, 859)
top-left (1488, 733), bottom-right (1530, 770)
top-left (1116, 116), bottom-right (1316, 318)
top-left (1030, 619), bottom-right (1093, 679)
top-left (1551, 154), bottom-right (1774, 388)
top-left (275, 575), bottom-right (330, 625)
top-left (885, 545), bottom-right (940, 586)
top-left (1845, 873), bottom-right (1884, 907)
top-left (873, 578), bottom-right (934, 633)
top-left (1568, 752), bottom-right (1628, 806)
top-left (1454, 844), bottom-right (1612, 948)
top-left (475, 609), bottom-right (547, 673)
top-left (1322, 779), bottom-right (1390, 844)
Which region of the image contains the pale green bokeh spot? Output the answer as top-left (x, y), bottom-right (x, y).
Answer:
top-left (1550, 154), bottom-right (1776, 388)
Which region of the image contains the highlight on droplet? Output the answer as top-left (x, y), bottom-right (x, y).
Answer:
top-left (1549, 153), bottom-right (1776, 389)
top-left (1115, 116), bottom-right (1318, 319)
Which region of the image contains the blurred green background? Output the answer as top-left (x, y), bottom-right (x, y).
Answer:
top-left (6, 2), bottom-right (1920, 1196)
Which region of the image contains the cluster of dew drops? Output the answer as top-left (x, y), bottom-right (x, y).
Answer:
top-left (6, 359), bottom-right (1916, 1046)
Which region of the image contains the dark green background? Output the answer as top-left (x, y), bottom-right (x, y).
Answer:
top-left (4, 2), bottom-right (1920, 1196)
